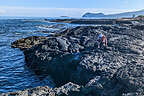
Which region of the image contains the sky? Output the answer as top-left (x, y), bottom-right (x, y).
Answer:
top-left (0, 0), bottom-right (144, 17)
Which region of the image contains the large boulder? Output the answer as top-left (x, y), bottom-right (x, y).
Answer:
top-left (22, 37), bottom-right (81, 86)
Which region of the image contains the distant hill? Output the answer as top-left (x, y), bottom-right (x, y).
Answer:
top-left (83, 13), bottom-right (105, 17)
top-left (83, 9), bottom-right (144, 18)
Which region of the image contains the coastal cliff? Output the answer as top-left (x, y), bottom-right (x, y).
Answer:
top-left (2, 24), bottom-right (144, 96)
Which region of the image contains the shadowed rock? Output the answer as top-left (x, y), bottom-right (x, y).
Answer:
top-left (10, 24), bottom-right (144, 96)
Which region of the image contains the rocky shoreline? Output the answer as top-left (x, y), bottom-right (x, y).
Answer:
top-left (1, 23), bottom-right (144, 96)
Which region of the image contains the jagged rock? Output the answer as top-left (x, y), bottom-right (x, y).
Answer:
top-left (115, 64), bottom-right (144, 93)
top-left (21, 37), bottom-right (81, 86)
top-left (56, 37), bottom-right (70, 51)
top-left (0, 86), bottom-right (54, 96)
top-left (0, 82), bottom-right (81, 96)
top-left (11, 36), bottom-right (48, 50)
top-left (132, 24), bottom-right (144, 30)
top-left (11, 25), bottom-right (144, 96)
top-left (54, 82), bottom-right (81, 96)
top-left (81, 76), bottom-right (103, 96)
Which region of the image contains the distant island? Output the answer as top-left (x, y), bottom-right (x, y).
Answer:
top-left (83, 9), bottom-right (144, 18)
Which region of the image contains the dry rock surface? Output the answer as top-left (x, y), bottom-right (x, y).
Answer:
top-left (2, 24), bottom-right (144, 96)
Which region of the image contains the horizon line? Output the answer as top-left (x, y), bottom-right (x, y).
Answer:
top-left (0, 6), bottom-right (143, 17)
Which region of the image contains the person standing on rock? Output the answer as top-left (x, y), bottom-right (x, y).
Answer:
top-left (97, 32), bottom-right (108, 48)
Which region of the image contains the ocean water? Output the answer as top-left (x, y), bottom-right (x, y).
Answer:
top-left (0, 17), bottom-right (71, 93)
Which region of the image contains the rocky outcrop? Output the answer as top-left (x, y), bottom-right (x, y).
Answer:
top-left (11, 36), bottom-right (48, 50)
top-left (10, 25), bottom-right (144, 96)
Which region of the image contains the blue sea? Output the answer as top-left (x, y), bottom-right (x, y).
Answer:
top-left (0, 16), bottom-right (75, 93)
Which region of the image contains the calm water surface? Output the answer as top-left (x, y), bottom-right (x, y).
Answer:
top-left (0, 18), bottom-right (68, 93)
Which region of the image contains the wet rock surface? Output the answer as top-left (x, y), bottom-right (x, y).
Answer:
top-left (7, 25), bottom-right (144, 96)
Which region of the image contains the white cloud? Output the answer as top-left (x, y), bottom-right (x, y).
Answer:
top-left (0, 6), bottom-right (141, 17)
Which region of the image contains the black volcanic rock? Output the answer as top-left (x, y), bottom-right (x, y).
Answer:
top-left (0, 82), bottom-right (81, 96)
top-left (10, 24), bottom-right (144, 96)
top-left (116, 64), bottom-right (144, 92)
top-left (11, 36), bottom-right (48, 50)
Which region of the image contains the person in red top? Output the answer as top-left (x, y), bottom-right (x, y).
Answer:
top-left (97, 32), bottom-right (108, 48)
